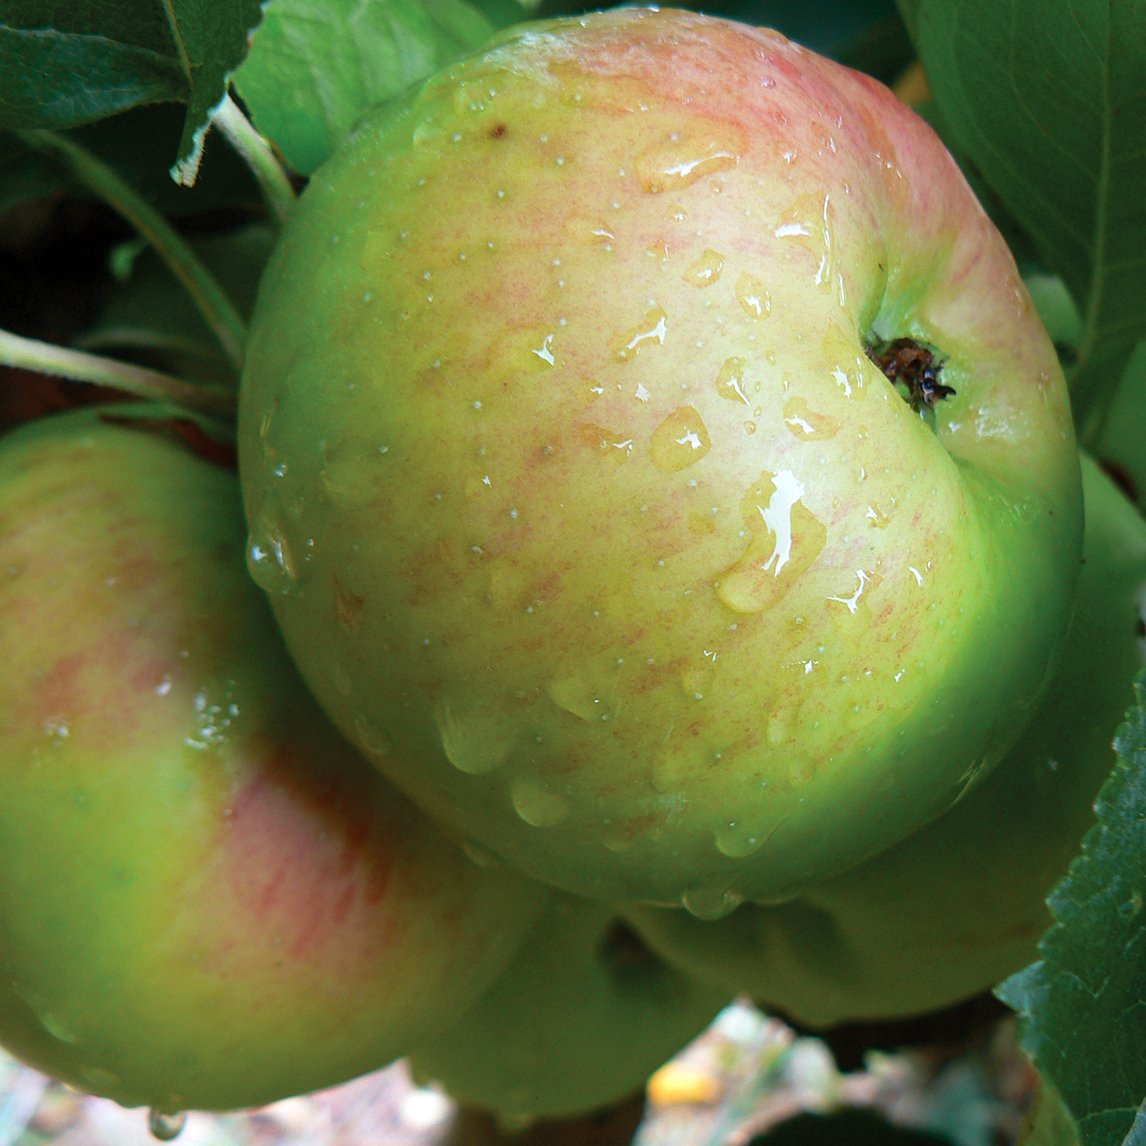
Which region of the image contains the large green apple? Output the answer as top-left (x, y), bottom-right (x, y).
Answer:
top-left (625, 454), bottom-right (1146, 1026)
top-left (407, 893), bottom-right (728, 1121)
top-left (0, 408), bottom-right (546, 1113)
top-left (238, 8), bottom-right (1082, 907)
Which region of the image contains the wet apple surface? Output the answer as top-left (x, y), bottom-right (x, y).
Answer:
top-left (238, 8), bottom-right (1083, 908)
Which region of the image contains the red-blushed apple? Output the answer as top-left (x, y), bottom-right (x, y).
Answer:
top-left (238, 7), bottom-right (1082, 908)
top-left (408, 893), bottom-right (729, 1121)
top-left (0, 407), bottom-right (547, 1115)
top-left (625, 455), bottom-right (1146, 1025)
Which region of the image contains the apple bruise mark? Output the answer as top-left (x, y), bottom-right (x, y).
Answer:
top-left (865, 337), bottom-right (954, 414)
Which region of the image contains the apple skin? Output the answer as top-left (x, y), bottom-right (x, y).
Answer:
top-left (625, 454), bottom-right (1146, 1026)
top-left (408, 893), bottom-right (728, 1121)
top-left (238, 7), bottom-right (1082, 907)
top-left (0, 408), bottom-right (547, 1113)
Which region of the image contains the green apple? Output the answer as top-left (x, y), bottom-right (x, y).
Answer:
top-left (0, 407), bottom-right (546, 1114)
top-left (408, 892), bottom-right (728, 1121)
top-left (625, 454), bottom-right (1146, 1026)
top-left (238, 8), bottom-right (1082, 907)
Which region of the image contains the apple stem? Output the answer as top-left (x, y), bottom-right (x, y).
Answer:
top-left (212, 95), bottom-right (297, 227)
top-left (17, 130), bottom-right (248, 373)
top-left (0, 327), bottom-right (237, 418)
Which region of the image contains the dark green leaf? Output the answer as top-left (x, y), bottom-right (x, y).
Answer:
top-left (1016, 1073), bottom-right (1081, 1146)
top-left (902, 0), bottom-right (1146, 436)
top-left (163, 0), bottom-right (268, 185)
top-left (233, 0), bottom-right (496, 175)
top-left (997, 669), bottom-right (1146, 1146)
top-left (0, 1), bottom-right (267, 184)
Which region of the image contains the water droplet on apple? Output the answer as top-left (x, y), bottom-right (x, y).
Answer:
top-left (461, 838), bottom-right (501, 868)
top-left (714, 357), bottom-right (750, 404)
top-left (546, 676), bottom-right (612, 722)
top-left (320, 441), bottom-right (386, 507)
top-left (148, 1110), bottom-right (187, 1141)
top-left (609, 305), bottom-right (668, 361)
top-left (353, 715), bottom-right (392, 761)
top-left (565, 215), bottom-right (616, 245)
top-left (735, 273), bottom-right (771, 319)
top-left (715, 471), bottom-right (827, 614)
top-left (714, 822), bottom-right (765, 859)
top-left (682, 885), bottom-right (744, 921)
top-left (650, 406), bottom-right (711, 472)
top-left (681, 248), bottom-right (725, 287)
top-left (246, 522), bottom-right (298, 596)
top-left (635, 133), bottom-right (740, 193)
top-left (783, 397), bottom-right (840, 440)
top-left (865, 502), bottom-right (891, 528)
top-left (434, 695), bottom-right (514, 774)
top-left (510, 777), bottom-right (570, 827)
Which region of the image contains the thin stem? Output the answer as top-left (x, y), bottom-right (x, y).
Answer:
top-left (18, 130), bottom-right (247, 372)
top-left (0, 327), bottom-right (236, 418)
top-left (213, 94), bottom-right (296, 226)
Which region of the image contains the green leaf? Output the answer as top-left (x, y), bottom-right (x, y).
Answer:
top-left (997, 669), bottom-right (1146, 1146)
top-left (0, 1), bottom-right (267, 184)
top-left (162, 0), bottom-right (268, 186)
top-left (0, 2), bottom-right (185, 127)
top-left (233, 0), bottom-right (497, 175)
top-left (902, 0), bottom-right (1146, 436)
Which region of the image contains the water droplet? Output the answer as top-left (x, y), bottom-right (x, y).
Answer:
top-left (149, 1110), bottom-right (187, 1142)
top-left (434, 695), bottom-right (514, 774)
top-left (716, 470), bottom-right (827, 614)
top-left (610, 305), bottom-right (668, 361)
top-left (714, 822), bottom-right (766, 859)
top-left (826, 569), bottom-right (877, 615)
top-left (320, 442), bottom-right (385, 506)
top-left (783, 397), bottom-right (840, 440)
top-left (650, 406), bottom-right (711, 472)
top-left (353, 715), bottom-right (392, 761)
top-left (246, 523), bottom-right (297, 595)
top-left (565, 216), bottom-right (616, 244)
top-left (682, 248), bottom-right (725, 287)
top-left (682, 886), bottom-right (744, 921)
top-left (461, 838), bottom-right (501, 868)
top-left (635, 133), bottom-right (741, 193)
top-left (735, 273), bottom-right (771, 319)
top-left (546, 676), bottom-right (611, 722)
top-left (510, 777), bottom-right (570, 827)
top-left (714, 357), bottom-right (750, 405)
top-left (865, 503), bottom-right (891, 528)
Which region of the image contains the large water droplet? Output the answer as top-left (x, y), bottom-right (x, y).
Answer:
top-left (682, 886), bottom-right (744, 921)
top-left (635, 133), bottom-right (740, 193)
top-left (353, 714), bottom-right (392, 761)
top-left (714, 821), bottom-right (766, 859)
top-left (510, 777), bottom-right (570, 827)
top-left (435, 695), bottom-right (514, 774)
top-left (149, 1110), bottom-right (188, 1142)
top-left (610, 305), bottom-right (668, 361)
top-left (682, 248), bottom-right (725, 288)
top-left (716, 471), bottom-right (827, 614)
top-left (735, 273), bottom-right (771, 319)
top-left (650, 406), bottom-right (711, 472)
top-left (246, 522), bottom-right (298, 596)
top-left (546, 676), bottom-right (612, 722)
top-left (783, 396), bottom-right (840, 440)
top-left (714, 357), bottom-right (750, 405)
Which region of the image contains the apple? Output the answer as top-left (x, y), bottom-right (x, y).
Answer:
top-left (407, 892), bottom-right (728, 1121)
top-left (238, 7), bottom-right (1082, 907)
top-left (625, 454), bottom-right (1146, 1026)
top-left (0, 407), bottom-right (547, 1114)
